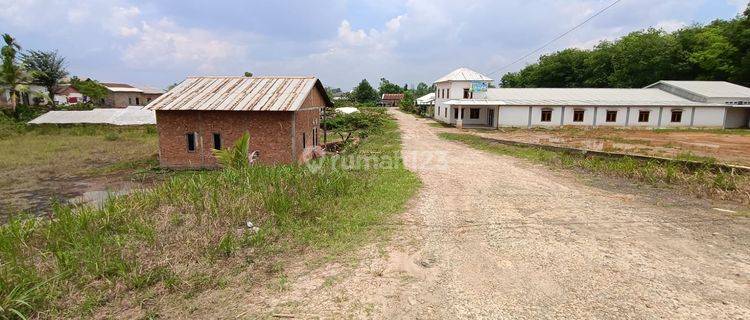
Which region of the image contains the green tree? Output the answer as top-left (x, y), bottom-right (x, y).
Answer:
top-left (352, 79), bottom-right (378, 103)
top-left (21, 50), bottom-right (68, 108)
top-left (1, 34), bottom-right (23, 111)
top-left (244, 71), bottom-right (253, 77)
top-left (499, 10), bottom-right (750, 88)
top-left (414, 82), bottom-right (431, 97)
top-left (583, 41), bottom-right (615, 87)
top-left (70, 77), bottom-right (108, 104)
top-left (378, 77), bottom-right (403, 95)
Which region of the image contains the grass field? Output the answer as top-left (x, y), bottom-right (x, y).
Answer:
top-left (439, 132), bottom-right (750, 204)
top-left (0, 111), bottom-right (420, 319)
top-left (0, 120), bottom-right (160, 216)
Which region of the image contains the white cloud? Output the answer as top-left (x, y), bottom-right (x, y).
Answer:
top-left (121, 18), bottom-right (246, 73)
top-left (726, 0), bottom-right (748, 12)
top-left (654, 20), bottom-right (687, 32)
top-left (108, 5), bottom-right (141, 37)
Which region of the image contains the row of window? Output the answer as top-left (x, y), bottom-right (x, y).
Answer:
top-left (438, 88), bottom-right (450, 99)
top-left (127, 96), bottom-right (153, 106)
top-left (436, 107), bottom-right (481, 119)
top-left (437, 88), bottom-right (475, 99)
top-left (185, 129), bottom-right (319, 153)
top-left (436, 107), bottom-right (685, 124)
top-left (539, 109), bottom-right (682, 123)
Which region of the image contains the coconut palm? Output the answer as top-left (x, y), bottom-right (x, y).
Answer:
top-left (1, 33), bottom-right (23, 111)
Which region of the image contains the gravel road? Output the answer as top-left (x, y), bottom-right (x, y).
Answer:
top-left (235, 110), bottom-right (750, 319)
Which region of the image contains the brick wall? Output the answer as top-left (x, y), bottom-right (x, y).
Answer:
top-left (154, 86), bottom-right (325, 169)
top-left (156, 110), bottom-right (295, 168)
top-left (294, 88), bottom-right (325, 161)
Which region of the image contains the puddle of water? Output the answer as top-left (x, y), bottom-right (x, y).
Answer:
top-left (68, 181), bottom-right (141, 208)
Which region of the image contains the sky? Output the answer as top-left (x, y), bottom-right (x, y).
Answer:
top-left (1, 0), bottom-right (747, 90)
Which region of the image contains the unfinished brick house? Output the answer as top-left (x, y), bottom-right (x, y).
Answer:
top-left (147, 76), bottom-right (332, 168)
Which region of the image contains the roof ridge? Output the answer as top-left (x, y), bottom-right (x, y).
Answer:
top-left (186, 75), bottom-right (317, 79)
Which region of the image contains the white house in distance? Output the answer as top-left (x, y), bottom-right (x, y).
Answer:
top-left (433, 67), bottom-right (750, 129)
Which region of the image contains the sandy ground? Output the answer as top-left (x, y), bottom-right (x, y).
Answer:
top-left (462, 126), bottom-right (750, 167)
top-left (181, 110), bottom-right (750, 319)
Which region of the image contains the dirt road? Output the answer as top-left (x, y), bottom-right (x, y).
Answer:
top-left (229, 110), bottom-right (750, 319)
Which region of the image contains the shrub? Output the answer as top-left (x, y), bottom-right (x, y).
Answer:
top-left (211, 132), bottom-right (251, 169)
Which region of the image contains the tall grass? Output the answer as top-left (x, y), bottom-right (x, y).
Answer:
top-left (439, 132), bottom-right (750, 203)
top-left (0, 111), bottom-right (419, 318)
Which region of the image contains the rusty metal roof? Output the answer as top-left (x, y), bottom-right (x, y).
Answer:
top-left (381, 93), bottom-right (404, 100)
top-left (146, 76), bottom-right (331, 111)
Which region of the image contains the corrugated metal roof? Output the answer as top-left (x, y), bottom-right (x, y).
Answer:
top-left (416, 93), bottom-right (435, 105)
top-left (28, 106), bottom-right (155, 125)
top-left (484, 88), bottom-right (723, 106)
top-left (101, 82), bottom-right (143, 93)
top-left (434, 67), bottom-right (493, 83)
top-left (382, 93), bottom-right (404, 100)
top-left (147, 76), bottom-right (329, 111)
top-left (647, 81), bottom-right (750, 98)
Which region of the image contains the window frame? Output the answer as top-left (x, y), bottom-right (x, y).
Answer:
top-left (670, 109), bottom-right (683, 123)
top-left (540, 109), bottom-right (552, 122)
top-left (186, 132), bottom-right (197, 152)
top-left (638, 110), bottom-right (650, 123)
top-left (212, 133), bottom-right (221, 150)
top-left (572, 109), bottom-right (585, 122)
top-left (302, 132), bottom-right (307, 148)
top-left (605, 110), bottom-right (617, 123)
top-left (469, 108), bottom-right (480, 119)
top-left (463, 88), bottom-right (470, 99)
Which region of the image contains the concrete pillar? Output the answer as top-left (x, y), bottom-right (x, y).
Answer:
top-left (457, 107), bottom-right (464, 129)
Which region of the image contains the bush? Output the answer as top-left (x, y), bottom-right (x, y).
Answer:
top-left (321, 107), bottom-right (388, 146)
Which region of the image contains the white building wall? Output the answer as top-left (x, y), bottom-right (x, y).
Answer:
top-left (625, 107), bottom-right (660, 127)
top-left (562, 106), bottom-right (595, 126)
top-left (594, 107), bottom-right (628, 126)
top-left (498, 106), bottom-right (530, 127)
top-left (692, 107), bottom-right (726, 127)
top-left (659, 107), bottom-right (691, 127)
top-left (529, 106), bottom-right (562, 126)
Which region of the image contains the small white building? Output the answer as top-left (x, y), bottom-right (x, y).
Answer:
top-left (433, 68), bottom-right (750, 129)
top-left (416, 92), bottom-right (435, 115)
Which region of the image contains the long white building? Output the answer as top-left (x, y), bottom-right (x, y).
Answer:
top-left (433, 68), bottom-right (750, 129)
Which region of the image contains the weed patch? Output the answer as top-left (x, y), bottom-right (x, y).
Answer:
top-left (439, 132), bottom-right (750, 204)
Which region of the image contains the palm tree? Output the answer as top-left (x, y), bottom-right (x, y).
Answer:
top-left (21, 50), bottom-right (68, 109)
top-left (1, 33), bottom-right (23, 111)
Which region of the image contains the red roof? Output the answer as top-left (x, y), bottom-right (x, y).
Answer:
top-left (382, 93), bottom-right (405, 100)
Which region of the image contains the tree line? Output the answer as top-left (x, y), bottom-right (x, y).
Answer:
top-left (346, 77), bottom-right (435, 107)
top-left (501, 5), bottom-right (750, 88)
top-left (1, 33), bottom-right (110, 114)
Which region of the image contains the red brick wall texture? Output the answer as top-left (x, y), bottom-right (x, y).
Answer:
top-left (155, 89), bottom-right (324, 169)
